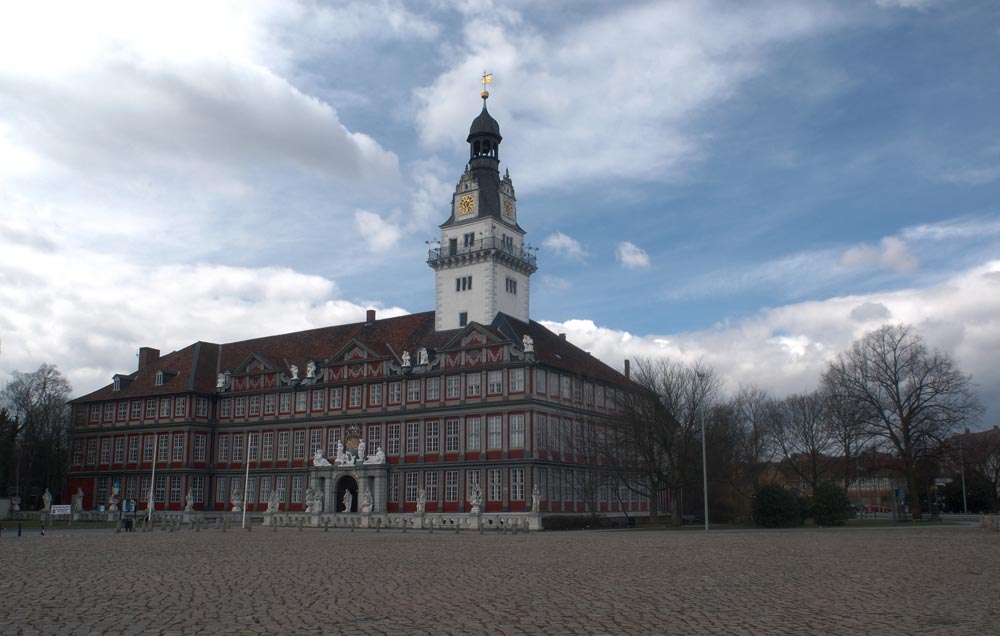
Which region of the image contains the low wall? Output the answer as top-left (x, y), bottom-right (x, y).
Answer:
top-left (13, 509), bottom-right (544, 531)
top-left (265, 511), bottom-right (542, 531)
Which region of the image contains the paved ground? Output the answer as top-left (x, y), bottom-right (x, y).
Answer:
top-left (1, 524), bottom-right (997, 635)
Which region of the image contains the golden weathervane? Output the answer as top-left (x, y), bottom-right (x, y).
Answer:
top-left (481, 71), bottom-right (493, 100)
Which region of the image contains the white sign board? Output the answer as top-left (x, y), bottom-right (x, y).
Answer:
top-left (50, 504), bottom-right (72, 515)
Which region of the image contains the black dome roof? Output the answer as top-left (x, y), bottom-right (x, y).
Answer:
top-left (468, 105), bottom-right (501, 140)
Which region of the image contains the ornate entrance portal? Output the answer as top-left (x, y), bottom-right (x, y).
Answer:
top-left (335, 475), bottom-right (358, 512)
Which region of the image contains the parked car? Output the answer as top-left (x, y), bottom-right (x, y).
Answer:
top-left (864, 504), bottom-right (892, 513)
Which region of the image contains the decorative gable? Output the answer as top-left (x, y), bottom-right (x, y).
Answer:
top-left (227, 353), bottom-right (283, 394)
top-left (345, 346), bottom-right (369, 361)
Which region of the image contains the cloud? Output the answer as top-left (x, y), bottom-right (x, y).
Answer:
top-left (0, 236), bottom-right (409, 397)
top-left (354, 210), bottom-right (403, 253)
top-left (941, 166), bottom-right (1000, 185)
top-left (542, 232), bottom-right (587, 260)
top-left (414, 1), bottom-right (841, 191)
top-left (0, 48), bottom-right (398, 185)
top-left (902, 216), bottom-right (1000, 241)
top-left (849, 301), bottom-right (891, 322)
top-left (840, 236), bottom-right (918, 274)
top-left (542, 260), bottom-right (1000, 424)
top-left (874, 0), bottom-right (945, 9)
top-left (616, 242), bottom-right (651, 269)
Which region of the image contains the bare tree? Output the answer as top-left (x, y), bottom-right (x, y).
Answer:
top-left (607, 357), bottom-right (721, 525)
top-left (727, 384), bottom-right (776, 497)
top-left (820, 381), bottom-right (869, 491)
top-left (568, 417), bottom-right (616, 521)
top-left (771, 391), bottom-right (838, 491)
top-left (822, 324), bottom-right (983, 517)
top-left (1, 363), bottom-right (73, 506)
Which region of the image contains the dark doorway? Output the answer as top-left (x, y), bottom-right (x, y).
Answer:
top-left (335, 476), bottom-right (358, 512)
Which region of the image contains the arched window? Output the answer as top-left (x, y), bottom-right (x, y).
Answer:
top-left (473, 140), bottom-right (481, 156)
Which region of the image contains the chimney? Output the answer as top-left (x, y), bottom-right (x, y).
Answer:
top-left (559, 333), bottom-right (566, 340)
top-left (624, 359), bottom-right (631, 379)
top-left (366, 309), bottom-right (376, 325)
top-left (138, 347), bottom-right (160, 371)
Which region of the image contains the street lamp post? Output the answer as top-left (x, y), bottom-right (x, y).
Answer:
top-left (697, 371), bottom-right (709, 532)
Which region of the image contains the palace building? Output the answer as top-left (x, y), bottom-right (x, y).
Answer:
top-left (67, 94), bottom-right (645, 522)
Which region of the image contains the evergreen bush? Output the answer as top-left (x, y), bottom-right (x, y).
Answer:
top-left (812, 481), bottom-right (850, 526)
top-left (752, 484), bottom-right (803, 528)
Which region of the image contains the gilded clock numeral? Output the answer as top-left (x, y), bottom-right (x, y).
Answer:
top-left (459, 195), bottom-right (475, 214)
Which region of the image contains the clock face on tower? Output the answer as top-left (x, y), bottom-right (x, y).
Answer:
top-left (502, 199), bottom-right (515, 221)
top-left (458, 195), bottom-right (475, 216)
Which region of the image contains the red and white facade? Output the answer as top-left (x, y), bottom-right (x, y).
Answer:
top-left (67, 100), bottom-right (645, 520)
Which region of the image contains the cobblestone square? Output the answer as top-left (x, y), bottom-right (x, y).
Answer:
top-left (2, 525), bottom-right (997, 635)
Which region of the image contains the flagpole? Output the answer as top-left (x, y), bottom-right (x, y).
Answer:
top-left (148, 433), bottom-right (158, 524)
top-left (241, 433), bottom-right (251, 529)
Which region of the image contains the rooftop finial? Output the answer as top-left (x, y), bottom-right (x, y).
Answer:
top-left (481, 70), bottom-right (493, 102)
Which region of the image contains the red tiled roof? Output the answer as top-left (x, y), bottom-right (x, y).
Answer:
top-left (74, 311), bottom-right (628, 403)
top-left (495, 314), bottom-right (627, 385)
top-left (74, 341), bottom-right (219, 403)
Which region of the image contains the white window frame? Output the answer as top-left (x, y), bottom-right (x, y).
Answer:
top-left (466, 417), bottom-right (481, 452)
top-left (488, 468), bottom-right (502, 501)
top-left (487, 415), bottom-right (503, 450)
top-left (425, 420), bottom-right (439, 454)
top-left (509, 414), bottom-right (525, 449)
top-left (426, 377), bottom-right (440, 401)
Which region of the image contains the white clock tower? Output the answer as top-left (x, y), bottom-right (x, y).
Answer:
top-left (427, 90), bottom-right (537, 331)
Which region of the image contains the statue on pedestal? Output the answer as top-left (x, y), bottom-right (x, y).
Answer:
top-left (361, 489), bottom-right (373, 515)
top-left (184, 490), bottom-right (194, 512)
top-left (230, 486), bottom-right (243, 513)
top-left (290, 365), bottom-right (299, 381)
top-left (531, 483), bottom-right (541, 513)
top-left (72, 488), bottom-right (84, 512)
top-left (468, 485), bottom-right (482, 515)
top-left (364, 447), bottom-right (386, 464)
top-left (312, 448), bottom-right (331, 467)
top-left (306, 361), bottom-right (316, 379)
top-left (418, 348), bottom-right (429, 365)
top-left (108, 481), bottom-right (121, 512)
top-left (401, 350), bottom-right (411, 367)
top-left (41, 488), bottom-right (52, 512)
top-left (522, 334), bottom-right (534, 354)
top-left (357, 439), bottom-right (366, 463)
top-left (267, 490), bottom-right (280, 513)
top-left (342, 490), bottom-right (353, 513)
top-left (416, 487), bottom-right (426, 514)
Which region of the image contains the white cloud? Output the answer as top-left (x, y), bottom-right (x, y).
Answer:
top-left (902, 216), bottom-right (1000, 241)
top-left (617, 242), bottom-right (651, 269)
top-left (874, 0), bottom-right (945, 9)
top-left (354, 210), bottom-right (403, 253)
top-left (415, 1), bottom-right (841, 190)
top-left (941, 166), bottom-right (1000, 185)
top-left (542, 260), bottom-right (1000, 423)
top-left (542, 232), bottom-right (586, 260)
top-left (0, 236), bottom-right (409, 397)
top-left (840, 236), bottom-right (918, 274)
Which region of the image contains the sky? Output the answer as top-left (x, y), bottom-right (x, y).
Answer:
top-left (1, 0), bottom-right (999, 427)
